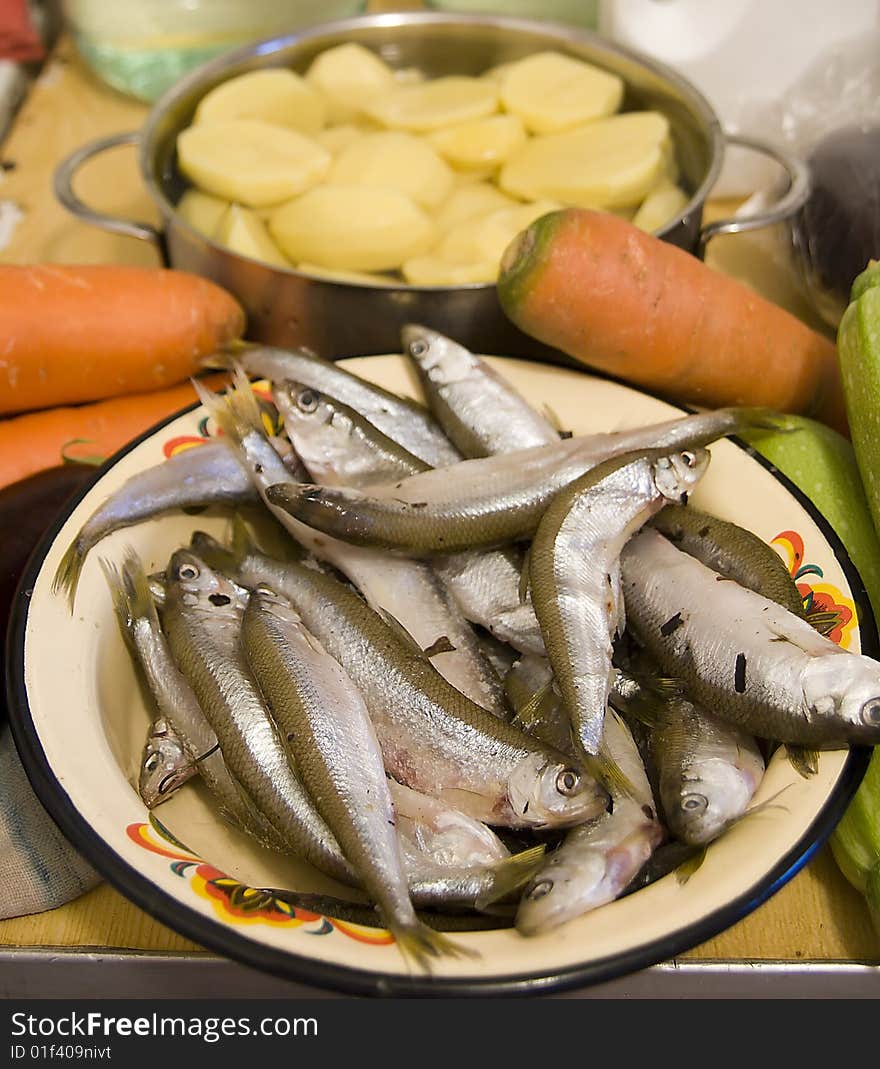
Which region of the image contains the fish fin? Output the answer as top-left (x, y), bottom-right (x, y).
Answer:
top-left (518, 546), bottom-right (531, 603)
top-left (674, 845), bottom-right (707, 884)
top-left (473, 844), bottom-right (548, 912)
top-left (583, 750), bottom-right (639, 803)
top-left (510, 678), bottom-right (554, 722)
top-left (100, 548), bottom-right (159, 639)
top-left (729, 406), bottom-right (796, 436)
top-left (391, 922), bottom-right (478, 973)
top-left (52, 534), bottom-right (90, 611)
top-left (785, 744), bottom-right (820, 779)
top-left (422, 635), bottom-right (457, 658)
top-left (188, 529), bottom-right (240, 576)
top-left (193, 364), bottom-right (265, 446)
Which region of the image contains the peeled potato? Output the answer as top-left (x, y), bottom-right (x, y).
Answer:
top-left (428, 114), bottom-right (527, 173)
top-left (436, 181), bottom-right (520, 232)
top-left (304, 42), bottom-right (396, 124)
top-left (364, 77), bottom-right (499, 132)
top-left (632, 181), bottom-right (689, 233)
top-left (176, 189), bottom-right (229, 237)
top-left (401, 256), bottom-right (498, 286)
top-left (328, 131), bottom-right (454, 210)
top-left (499, 112), bottom-right (671, 209)
top-left (436, 200), bottom-right (561, 266)
top-left (214, 204), bottom-right (291, 268)
top-left (194, 68), bottom-right (326, 136)
top-left (177, 119), bottom-right (331, 207)
top-left (498, 51), bottom-right (624, 135)
top-left (269, 185), bottom-right (435, 272)
top-left (315, 123), bottom-right (370, 156)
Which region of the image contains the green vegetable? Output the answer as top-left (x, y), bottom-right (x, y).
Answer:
top-left (829, 260), bottom-right (880, 935)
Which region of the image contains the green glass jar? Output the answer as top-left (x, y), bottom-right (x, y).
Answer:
top-left (64, 0), bottom-right (368, 103)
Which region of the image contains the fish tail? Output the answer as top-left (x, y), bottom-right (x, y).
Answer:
top-left (52, 535), bottom-right (90, 611)
top-left (192, 364), bottom-right (265, 446)
top-left (230, 511), bottom-right (260, 561)
top-left (392, 920), bottom-right (478, 973)
top-left (474, 843), bottom-right (548, 912)
top-left (727, 406), bottom-right (793, 435)
top-left (674, 845), bottom-right (707, 884)
top-left (785, 744), bottom-right (819, 779)
top-left (99, 547), bottom-right (157, 644)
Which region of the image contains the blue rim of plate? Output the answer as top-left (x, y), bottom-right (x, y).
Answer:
top-left (4, 389), bottom-right (874, 998)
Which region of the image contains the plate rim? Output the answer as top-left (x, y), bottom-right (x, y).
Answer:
top-left (4, 382), bottom-right (875, 998)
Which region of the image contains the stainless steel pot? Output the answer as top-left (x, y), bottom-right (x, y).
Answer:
top-left (54, 11), bottom-right (809, 362)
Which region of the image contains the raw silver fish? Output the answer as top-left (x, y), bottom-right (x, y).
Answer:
top-left (138, 716), bottom-right (197, 808)
top-left (241, 584), bottom-right (466, 966)
top-left (389, 780), bottom-right (510, 870)
top-left (105, 552), bottom-right (282, 846)
top-left (401, 324), bottom-right (559, 457)
top-left (54, 440), bottom-right (261, 608)
top-left (529, 448), bottom-right (709, 757)
top-left (190, 528), bottom-right (610, 830)
top-left (516, 709), bottom-right (665, 936)
top-left (618, 675), bottom-right (766, 846)
top-left (160, 548), bottom-right (356, 885)
top-left (199, 372), bottom-right (507, 714)
top-left (267, 408), bottom-right (770, 555)
top-left (273, 381), bottom-right (508, 714)
top-left (620, 528), bottom-right (880, 747)
top-left (233, 343), bottom-right (461, 466)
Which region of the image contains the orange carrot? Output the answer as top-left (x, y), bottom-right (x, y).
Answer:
top-left (0, 374), bottom-right (228, 491)
top-left (0, 264), bottom-right (245, 416)
top-left (497, 209), bottom-right (848, 435)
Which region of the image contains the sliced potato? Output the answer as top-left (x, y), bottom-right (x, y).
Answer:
top-left (632, 181), bottom-right (689, 233)
top-left (177, 119), bottom-right (331, 207)
top-left (498, 51), bottom-right (623, 134)
top-left (435, 181), bottom-right (520, 232)
top-left (269, 185), bottom-right (435, 272)
top-left (427, 114), bottom-right (527, 173)
top-left (499, 112), bottom-right (671, 209)
top-left (364, 77), bottom-right (499, 132)
top-left (401, 256), bottom-right (499, 286)
top-left (315, 123), bottom-right (369, 156)
top-left (437, 199), bottom-right (561, 266)
top-left (175, 189), bottom-right (229, 237)
top-left (298, 262), bottom-right (398, 287)
top-left (213, 204), bottom-right (291, 268)
top-left (304, 42), bottom-right (396, 124)
top-left (194, 68), bottom-right (326, 135)
top-left (328, 131), bottom-right (454, 209)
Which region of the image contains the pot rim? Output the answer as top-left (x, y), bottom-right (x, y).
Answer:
top-left (136, 9), bottom-right (725, 290)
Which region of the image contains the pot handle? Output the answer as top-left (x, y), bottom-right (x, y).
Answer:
top-left (697, 133), bottom-right (810, 258)
top-left (53, 131), bottom-right (164, 247)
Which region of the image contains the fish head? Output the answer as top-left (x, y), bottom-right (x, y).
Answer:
top-left (138, 717), bottom-right (196, 808)
top-left (166, 549), bottom-right (249, 616)
top-left (516, 811), bottom-right (664, 935)
top-left (274, 382), bottom-right (356, 484)
top-left (506, 753), bottom-right (611, 829)
top-left (667, 757), bottom-right (761, 845)
top-left (652, 447), bottom-right (710, 504)
top-left (802, 653), bottom-right (880, 745)
top-left (401, 323), bottom-right (470, 384)
top-left (516, 840), bottom-right (609, 935)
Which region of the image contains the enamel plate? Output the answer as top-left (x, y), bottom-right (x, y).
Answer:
top-left (6, 355), bottom-right (872, 996)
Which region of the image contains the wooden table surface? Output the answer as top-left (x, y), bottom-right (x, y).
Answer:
top-left (0, 28), bottom-right (878, 978)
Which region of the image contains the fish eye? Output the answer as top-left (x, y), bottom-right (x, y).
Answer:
top-left (297, 389), bottom-right (320, 413)
top-left (680, 450), bottom-right (697, 468)
top-left (860, 699), bottom-right (880, 726)
top-left (556, 768), bottom-right (581, 796)
top-left (682, 792), bottom-right (708, 813)
top-left (409, 339), bottom-right (428, 358)
top-left (144, 753), bottom-right (160, 773)
top-left (178, 563), bottom-right (199, 580)
top-left (526, 879), bottom-right (554, 901)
